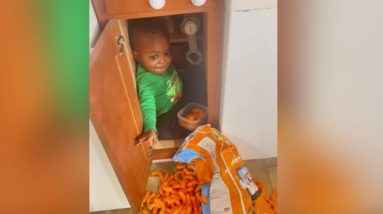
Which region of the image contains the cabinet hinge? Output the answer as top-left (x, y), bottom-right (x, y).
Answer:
top-left (116, 35), bottom-right (125, 56)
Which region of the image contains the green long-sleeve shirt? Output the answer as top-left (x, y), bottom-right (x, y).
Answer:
top-left (136, 64), bottom-right (182, 133)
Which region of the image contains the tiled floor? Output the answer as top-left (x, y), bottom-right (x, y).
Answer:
top-left (91, 158), bottom-right (277, 214)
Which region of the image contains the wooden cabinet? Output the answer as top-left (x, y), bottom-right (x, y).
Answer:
top-left (105, 0), bottom-right (213, 18)
top-left (90, 0), bottom-right (224, 211)
top-left (90, 19), bottom-right (152, 209)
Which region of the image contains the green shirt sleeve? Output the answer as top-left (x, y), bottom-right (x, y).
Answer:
top-left (137, 74), bottom-right (158, 134)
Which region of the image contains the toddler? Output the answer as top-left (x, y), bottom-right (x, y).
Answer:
top-left (130, 18), bottom-right (190, 146)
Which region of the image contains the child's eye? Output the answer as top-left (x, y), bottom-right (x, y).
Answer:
top-left (164, 52), bottom-right (170, 56)
top-left (149, 55), bottom-right (158, 60)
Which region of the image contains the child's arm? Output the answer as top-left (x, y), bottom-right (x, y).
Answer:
top-left (135, 78), bottom-right (158, 146)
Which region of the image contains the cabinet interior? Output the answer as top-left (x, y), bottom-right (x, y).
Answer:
top-left (127, 13), bottom-right (207, 140)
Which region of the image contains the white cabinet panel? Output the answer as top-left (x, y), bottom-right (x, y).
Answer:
top-left (227, 0), bottom-right (277, 11)
top-left (89, 1), bottom-right (100, 47)
top-left (221, 8), bottom-right (277, 159)
top-left (89, 121), bottom-right (130, 211)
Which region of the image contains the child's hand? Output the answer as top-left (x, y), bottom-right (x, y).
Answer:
top-left (135, 130), bottom-right (158, 148)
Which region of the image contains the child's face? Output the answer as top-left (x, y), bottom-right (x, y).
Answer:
top-left (133, 32), bottom-right (172, 74)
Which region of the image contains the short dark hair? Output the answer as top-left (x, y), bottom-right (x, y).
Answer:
top-left (128, 17), bottom-right (169, 51)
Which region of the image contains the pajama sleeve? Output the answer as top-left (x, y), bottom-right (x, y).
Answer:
top-left (137, 77), bottom-right (158, 134)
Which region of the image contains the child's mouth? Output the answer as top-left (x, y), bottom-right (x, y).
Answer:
top-left (155, 65), bottom-right (168, 70)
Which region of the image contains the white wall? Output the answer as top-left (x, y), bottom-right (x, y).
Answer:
top-left (89, 0), bottom-right (100, 48)
top-left (89, 1), bottom-right (130, 211)
top-left (221, 0), bottom-right (277, 159)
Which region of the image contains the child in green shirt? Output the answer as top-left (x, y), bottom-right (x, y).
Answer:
top-left (130, 19), bottom-right (189, 146)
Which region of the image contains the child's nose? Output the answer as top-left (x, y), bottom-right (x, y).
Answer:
top-left (158, 57), bottom-right (166, 64)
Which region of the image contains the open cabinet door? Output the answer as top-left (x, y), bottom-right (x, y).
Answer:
top-left (90, 19), bottom-right (152, 210)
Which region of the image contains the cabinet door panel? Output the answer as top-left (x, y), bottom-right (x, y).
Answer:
top-left (221, 9), bottom-right (277, 159)
top-left (90, 19), bottom-right (150, 210)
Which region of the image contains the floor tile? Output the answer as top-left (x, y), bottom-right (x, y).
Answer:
top-left (267, 166), bottom-right (277, 190)
top-left (264, 157), bottom-right (278, 167)
top-left (245, 159), bottom-right (274, 197)
top-left (91, 208), bottom-right (136, 214)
